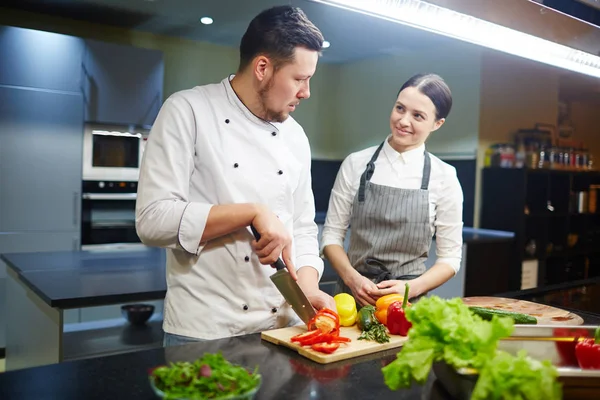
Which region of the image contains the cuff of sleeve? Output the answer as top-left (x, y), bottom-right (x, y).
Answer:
top-left (178, 202), bottom-right (214, 255)
top-left (436, 257), bottom-right (461, 275)
top-left (296, 255), bottom-right (324, 281)
top-left (319, 236), bottom-right (345, 257)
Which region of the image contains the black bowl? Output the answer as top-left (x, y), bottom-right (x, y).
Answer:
top-left (121, 304), bottom-right (155, 325)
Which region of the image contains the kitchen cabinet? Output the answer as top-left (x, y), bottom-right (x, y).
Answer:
top-left (0, 26), bottom-right (84, 92)
top-left (0, 86), bottom-right (84, 232)
top-left (82, 39), bottom-right (164, 126)
top-left (481, 168), bottom-right (600, 291)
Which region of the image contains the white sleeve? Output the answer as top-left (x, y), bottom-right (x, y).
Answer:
top-left (434, 168), bottom-right (464, 274)
top-left (320, 154), bottom-right (359, 254)
top-left (292, 141), bottom-right (324, 279)
top-left (135, 95), bottom-right (213, 255)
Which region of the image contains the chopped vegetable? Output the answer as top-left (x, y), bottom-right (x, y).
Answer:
top-left (357, 305), bottom-right (390, 344)
top-left (471, 350), bottom-right (562, 400)
top-left (387, 284), bottom-right (412, 336)
top-left (294, 309), bottom-right (351, 354)
top-left (574, 326), bottom-right (600, 369)
top-left (308, 308), bottom-right (340, 334)
top-left (358, 322), bottom-right (390, 344)
top-left (334, 293), bottom-right (358, 326)
top-left (311, 342), bottom-right (340, 354)
top-left (149, 352), bottom-right (260, 399)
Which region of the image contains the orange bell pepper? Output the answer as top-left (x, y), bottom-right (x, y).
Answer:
top-left (374, 308), bottom-right (388, 326)
top-left (374, 293), bottom-right (411, 327)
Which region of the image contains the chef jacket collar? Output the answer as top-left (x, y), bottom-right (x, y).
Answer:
top-left (222, 74), bottom-right (280, 132)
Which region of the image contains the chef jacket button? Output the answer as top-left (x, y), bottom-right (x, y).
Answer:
top-left (225, 119), bottom-right (230, 124)
top-left (271, 307), bottom-right (278, 313)
top-left (234, 163), bottom-right (239, 168)
top-left (244, 256), bottom-right (250, 262)
top-left (243, 304), bottom-right (249, 311)
top-left (278, 170), bottom-right (283, 175)
top-left (271, 131), bottom-right (277, 136)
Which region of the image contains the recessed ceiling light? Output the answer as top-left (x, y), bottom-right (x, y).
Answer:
top-left (322, 40), bottom-right (331, 49)
top-left (200, 16), bottom-right (213, 25)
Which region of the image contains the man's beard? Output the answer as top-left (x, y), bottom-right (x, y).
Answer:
top-left (258, 76), bottom-right (289, 123)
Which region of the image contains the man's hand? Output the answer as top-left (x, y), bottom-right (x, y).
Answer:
top-left (251, 205), bottom-right (296, 280)
top-left (305, 289), bottom-right (337, 312)
top-left (346, 273), bottom-right (379, 307)
top-left (296, 266), bottom-right (336, 312)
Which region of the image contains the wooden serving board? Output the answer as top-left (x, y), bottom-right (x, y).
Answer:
top-left (261, 325), bottom-right (408, 364)
top-left (462, 297), bottom-right (584, 325)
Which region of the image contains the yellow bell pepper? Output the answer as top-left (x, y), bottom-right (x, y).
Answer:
top-left (334, 293), bottom-right (358, 327)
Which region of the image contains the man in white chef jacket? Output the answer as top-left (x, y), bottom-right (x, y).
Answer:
top-left (135, 5), bottom-right (335, 346)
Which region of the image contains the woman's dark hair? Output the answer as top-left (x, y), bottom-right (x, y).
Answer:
top-left (398, 73), bottom-right (453, 120)
top-left (238, 6), bottom-right (324, 72)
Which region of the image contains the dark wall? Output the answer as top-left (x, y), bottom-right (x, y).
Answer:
top-left (443, 159), bottom-right (476, 228)
top-left (311, 158), bottom-right (476, 227)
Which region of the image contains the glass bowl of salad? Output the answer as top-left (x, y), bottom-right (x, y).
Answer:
top-left (148, 353), bottom-right (262, 399)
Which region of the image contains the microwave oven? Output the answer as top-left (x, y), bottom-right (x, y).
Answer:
top-left (82, 122), bottom-right (149, 182)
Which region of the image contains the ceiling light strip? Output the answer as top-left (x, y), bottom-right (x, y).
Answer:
top-left (310, 0), bottom-right (600, 78)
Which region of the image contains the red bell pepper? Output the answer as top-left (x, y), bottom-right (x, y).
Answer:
top-left (386, 283), bottom-right (412, 336)
top-left (575, 327), bottom-right (600, 370)
top-left (311, 342), bottom-right (340, 354)
top-left (554, 327), bottom-right (590, 366)
top-left (290, 309), bottom-right (351, 353)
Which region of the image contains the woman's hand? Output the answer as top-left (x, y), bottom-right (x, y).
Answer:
top-left (376, 280), bottom-right (419, 299)
top-left (346, 273), bottom-right (380, 307)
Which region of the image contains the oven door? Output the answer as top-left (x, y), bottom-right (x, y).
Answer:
top-left (81, 192), bottom-right (140, 246)
top-left (82, 123), bottom-right (147, 182)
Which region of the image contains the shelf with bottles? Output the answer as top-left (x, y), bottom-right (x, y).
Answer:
top-left (483, 124), bottom-right (595, 171)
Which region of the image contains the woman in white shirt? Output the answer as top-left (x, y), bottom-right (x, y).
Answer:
top-left (321, 73), bottom-right (464, 306)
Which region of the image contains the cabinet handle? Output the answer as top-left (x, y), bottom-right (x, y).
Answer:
top-left (73, 191), bottom-right (79, 227)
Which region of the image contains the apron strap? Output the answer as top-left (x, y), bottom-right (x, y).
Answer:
top-left (421, 151), bottom-right (432, 190)
top-left (359, 142), bottom-right (432, 201)
top-left (357, 142), bottom-right (385, 202)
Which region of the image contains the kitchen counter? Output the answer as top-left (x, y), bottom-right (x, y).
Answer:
top-left (0, 332), bottom-right (468, 400)
top-left (2, 299), bottom-right (600, 400)
top-left (1, 247), bottom-right (167, 372)
top-left (2, 248), bottom-right (166, 308)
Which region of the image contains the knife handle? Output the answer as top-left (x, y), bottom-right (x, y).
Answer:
top-left (250, 225), bottom-right (286, 271)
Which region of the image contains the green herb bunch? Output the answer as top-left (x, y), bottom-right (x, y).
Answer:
top-left (357, 305), bottom-right (390, 344)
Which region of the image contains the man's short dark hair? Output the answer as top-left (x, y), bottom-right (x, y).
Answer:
top-left (238, 6), bottom-right (324, 72)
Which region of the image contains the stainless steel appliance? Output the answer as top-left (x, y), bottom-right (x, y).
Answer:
top-left (80, 180), bottom-right (141, 249)
top-left (82, 122), bottom-right (149, 182)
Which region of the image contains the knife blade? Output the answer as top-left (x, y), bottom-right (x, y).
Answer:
top-left (250, 225), bottom-right (316, 325)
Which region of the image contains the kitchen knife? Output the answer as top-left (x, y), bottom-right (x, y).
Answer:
top-left (250, 225), bottom-right (317, 326)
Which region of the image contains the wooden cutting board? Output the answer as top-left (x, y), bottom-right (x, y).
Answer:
top-left (261, 325), bottom-right (408, 364)
top-left (461, 297), bottom-right (584, 325)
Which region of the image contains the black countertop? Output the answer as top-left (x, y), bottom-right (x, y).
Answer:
top-left (0, 332), bottom-right (457, 400)
top-left (1, 248), bottom-right (166, 308)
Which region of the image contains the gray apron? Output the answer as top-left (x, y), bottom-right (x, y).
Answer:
top-left (335, 141), bottom-right (432, 295)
